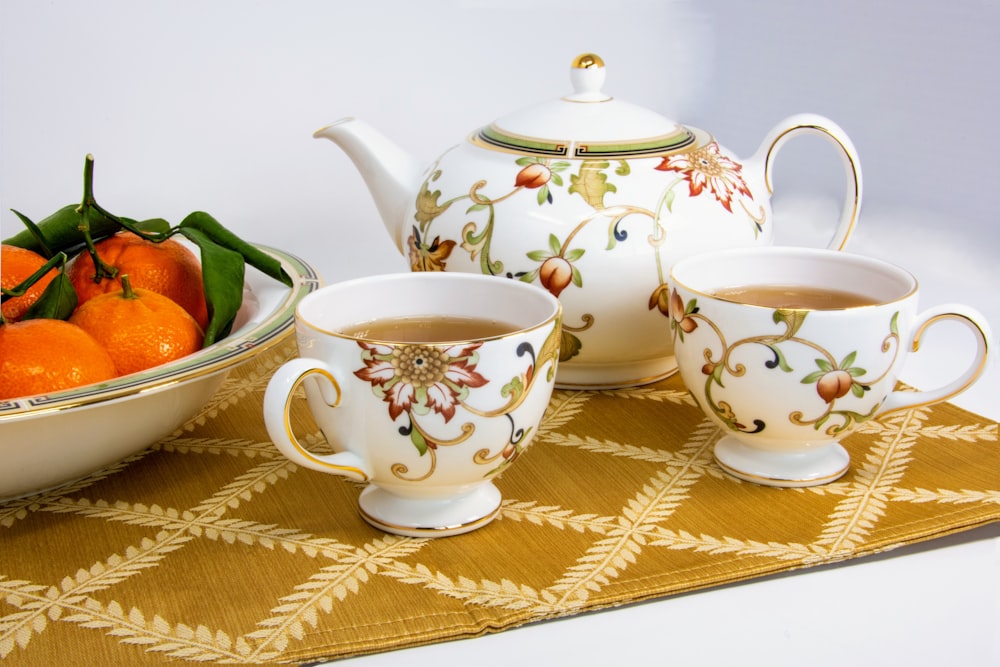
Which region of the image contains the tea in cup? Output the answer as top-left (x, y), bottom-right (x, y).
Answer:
top-left (263, 272), bottom-right (561, 536)
top-left (668, 247), bottom-right (991, 487)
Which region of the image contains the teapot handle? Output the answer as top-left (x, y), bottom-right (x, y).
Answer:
top-left (752, 113), bottom-right (863, 251)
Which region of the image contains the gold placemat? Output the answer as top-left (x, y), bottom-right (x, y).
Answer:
top-left (2, 337), bottom-right (998, 664)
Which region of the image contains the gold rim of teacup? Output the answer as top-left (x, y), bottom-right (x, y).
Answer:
top-left (294, 273), bottom-right (562, 345)
top-left (669, 247), bottom-right (919, 312)
top-left (298, 309), bottom-right (561, 345)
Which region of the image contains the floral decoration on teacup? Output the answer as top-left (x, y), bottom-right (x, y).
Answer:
top-left (669, 247), bottom-right (991, 487)
top-left (263, 272), bottom-right (562, 536)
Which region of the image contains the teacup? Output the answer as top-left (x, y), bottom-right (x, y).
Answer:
top-left (668, 247), bottom-right (991, 487)
top-left (263, 272), bottom-right (561, 536)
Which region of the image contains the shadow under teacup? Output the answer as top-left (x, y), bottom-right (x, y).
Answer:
top-left (263, 272), bottom-right (562, 536)
top-left (668, 247), bottom-right (991, 487)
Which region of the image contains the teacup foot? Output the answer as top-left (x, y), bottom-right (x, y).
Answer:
top-left (357, 483), bottom-right (502, 538)
top-left (713, 437), bottom-right (850, 488)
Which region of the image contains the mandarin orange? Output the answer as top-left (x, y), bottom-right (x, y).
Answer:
top-left (67, 232), bottom-right (209, 330)
top-left (0, 319), bottom-right (118, 400)
top-left (1, 244), bottom-right (59, 322)
top-left (68, 277), bottom-right (204, 376)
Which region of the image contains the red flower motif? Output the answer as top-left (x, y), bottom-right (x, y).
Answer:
top-left (655, 142), bottom-right (752, 213)
top-left (355, 341), bottom-right (488, 422)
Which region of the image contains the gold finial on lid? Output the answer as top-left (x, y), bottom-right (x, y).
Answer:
top-left (572, 53), bottom-right (605, 69)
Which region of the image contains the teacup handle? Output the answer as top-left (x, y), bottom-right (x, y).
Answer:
top-left (751, 113), bottom-right (863, 251)
top-left (263, 358), bottom-right (371, 482)
top-left (878, 304), bottom-right (992, 416)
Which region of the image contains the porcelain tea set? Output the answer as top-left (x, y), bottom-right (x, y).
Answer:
top-left (313, 53), bottom-right (862, 390)
top-left (262, 54), bottom-right (990, 535)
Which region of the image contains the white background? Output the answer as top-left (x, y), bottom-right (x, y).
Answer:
top-left (2, 1), bottom-right (997, 665)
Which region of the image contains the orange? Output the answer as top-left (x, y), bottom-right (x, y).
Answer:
top-left (0, 319), bottom-right (117, 400)
top-left (1, 244), bottom-right (59, 322)
top-left (67, 232), bottom-right (209, 330)
top-left (69, 279), bottom-right (204, 376)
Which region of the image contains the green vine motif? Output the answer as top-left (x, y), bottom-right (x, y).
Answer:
top-left (470, 325), bottom-right (562, 475)
top-left (459, 157), bottom-right (574, 277)
top-left (461, 193), bottom-right (504, 276)
top-left (407, 149), bottom-right (756, 363)
top-left (670, 294), bottom-right (902, 437)
top-left (410, 168), bottom-right (472, 272)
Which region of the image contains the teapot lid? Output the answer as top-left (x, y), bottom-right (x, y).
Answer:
top-left (471, 54), bottom-right (697, 159)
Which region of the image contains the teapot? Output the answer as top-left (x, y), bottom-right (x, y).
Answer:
top-left (315, 53), bottom-right (862, 389)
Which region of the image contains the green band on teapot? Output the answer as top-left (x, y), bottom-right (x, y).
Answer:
top-left (471, 123), bottom-right (700, 159)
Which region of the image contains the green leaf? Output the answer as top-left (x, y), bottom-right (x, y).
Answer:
top-left (773, 308), bottom-right (808, 338)
top-left (515, 156), bottom-right (535, 166)
top-left (119, 216), bottom-right (172, 238)
top-left (890, 311), bottom-right (899, 335)
top-left (571, 265), bottom-right (583, 288)
top-left (501, 375), bottom-right (525, 401)
top-left (664, 189), bottom-right (676, 213)
top-left (179, 211), bottom-right (292, 287)
top-left (8, 209), bottom-right (52, 257)
top-left (769, 344), bottom-right (794, 372)
top-left (851, 383), bottom-right (867, 398)
top-left (1, 252), bottom-right (66, 300)
top-left (526, 249), bottom-right (550, 261)
top-left (801, 370), bottom-right (826, 384)
top-left (176, 226), bottom-right (246, 346)
top-left (548, 234), bottom-right (561, 256)
top-left (568, 160), bottom-right (616, 209)
top-left (466, 203), bottom-right (488, 213)
top-left (564, 247), bottom-right (585, 262)
top-left (839, 351), bottom-right (857, 369)
top-left (410, 427), bottom-right (429, 456)
top-left (814, 358), bottom-right (834, 372)
top-left (537, 186), bottom-right (549, 206)
top-left (518, 271), bottom-right (538, 284)
top-left (4, 204), bottom-right (121, 257)
top-left (23, 271), bottom-right (78, 321)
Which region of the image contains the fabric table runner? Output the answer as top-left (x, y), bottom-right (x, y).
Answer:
top-left (2, 335), bottom-right (998, 664)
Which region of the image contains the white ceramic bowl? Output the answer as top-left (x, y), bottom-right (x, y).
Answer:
top-left (0, 246), bottom-right (320, 500)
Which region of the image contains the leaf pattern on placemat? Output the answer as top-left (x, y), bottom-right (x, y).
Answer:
top-left (2, 337), bottom-right (998, 664)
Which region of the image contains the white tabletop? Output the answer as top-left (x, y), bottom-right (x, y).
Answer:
top-left (2, 2), bottom-right (996, 665)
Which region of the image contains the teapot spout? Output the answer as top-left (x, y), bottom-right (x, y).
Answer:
top-left (313, 118), bottom-right (425, 253)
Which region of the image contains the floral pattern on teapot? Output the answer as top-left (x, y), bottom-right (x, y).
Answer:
top-left (314, 53), bottom-right (862, 389)
top-left (408, 143), bottom-right (765, 363)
